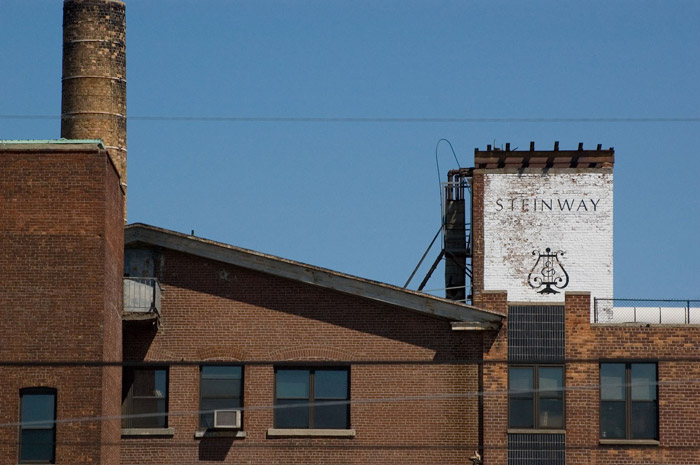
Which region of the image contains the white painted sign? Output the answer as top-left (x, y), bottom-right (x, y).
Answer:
top-left (483, 170), bottom-right (613, 310)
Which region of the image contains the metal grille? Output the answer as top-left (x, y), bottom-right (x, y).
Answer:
top-left (508, 305), bottom-right (565, 362)
top-left (508, 433), bottom-right (565, 465)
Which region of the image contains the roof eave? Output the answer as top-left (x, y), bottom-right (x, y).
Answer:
top-left (125, 224), bottom-right (503, 326)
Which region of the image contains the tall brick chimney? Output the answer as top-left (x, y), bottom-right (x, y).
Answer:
top-left (61, 0), bottom-right (127, 216)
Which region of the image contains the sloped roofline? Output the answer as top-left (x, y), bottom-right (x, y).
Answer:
top-left (125, 223), bottom-right (502, 328)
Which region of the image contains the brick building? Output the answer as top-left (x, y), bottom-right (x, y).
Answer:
top-left (119, 224), bottom-right (499, 464)
top-left (0, 140), bottom-right (124, 465)
top-left (461, 146), bottom-right (700, 464)
top-left (1, 1), bottom-right (699, 465)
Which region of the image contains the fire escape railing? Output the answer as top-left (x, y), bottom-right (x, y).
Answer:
top-left (123, 277), bottom-right (162, 319)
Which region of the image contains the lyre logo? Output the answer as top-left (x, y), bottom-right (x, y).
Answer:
top-left (528, 248), bottom-right (569, 294)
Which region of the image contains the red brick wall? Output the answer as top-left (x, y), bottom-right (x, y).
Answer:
top-left (478, 291), bottom-right (700, 464)
top-left (479, 291), bottom-right (508, 465)
top-left (121, 248), bottom-right (483, 464)
top-left (0, 146), bottom-right (123, 465)
top-left (470, 172), bottom-right (486, 304)
top-left (565, 292), bottom-right (700, 464)
top-left (101, 146), bottom-right (125, 465)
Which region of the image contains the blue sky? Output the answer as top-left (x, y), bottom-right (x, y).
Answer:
top-left (1, 0), bottom-right (699, 299)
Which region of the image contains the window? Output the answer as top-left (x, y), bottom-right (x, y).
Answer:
top-left (509, 366), bottom-right (564, 429)
top-left (19, 388), bottom-right (56, 463)
top-left (275, 368), bottom-right (349, 429)
top-left (600, 363), bottom-right (657, 440)
top-left (122, 367), bottom-right (168, 428)
top-left (200, 366), bottom-right (243, 429)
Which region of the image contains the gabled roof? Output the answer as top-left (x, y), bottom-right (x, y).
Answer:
top-left (125, 223), bottom-right (502, 329)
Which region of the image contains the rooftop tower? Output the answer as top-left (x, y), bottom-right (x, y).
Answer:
top-left (442, 142), bottom-right (615, 315)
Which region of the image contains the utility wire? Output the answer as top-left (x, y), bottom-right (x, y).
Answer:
top-left (435, 137), bottom-right (460, 190)
top-left (1, 114), bottom-right (700, 123)
top-left (0, 437), bottom-right (695, 457)
top-left (2, 377), bottom-right (699, 429)
top-left (5, 357), bottom-right (700, 366)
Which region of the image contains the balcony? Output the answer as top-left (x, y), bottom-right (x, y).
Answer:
top-left (123, 277), bottom-right (162, 322)
top-left (594, 298), bottom-right (700, 325)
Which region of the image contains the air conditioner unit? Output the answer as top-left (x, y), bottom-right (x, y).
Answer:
top-left (213, 409), bottom-right (241, 429)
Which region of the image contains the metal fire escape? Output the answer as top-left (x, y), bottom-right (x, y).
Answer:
top-left (404, 168), bottom-right (473, 304)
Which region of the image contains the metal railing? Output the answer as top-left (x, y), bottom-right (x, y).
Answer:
top-left (594, 298), bottom-right (700, 324)
top-left (123, 277), bottom-right (162, 317)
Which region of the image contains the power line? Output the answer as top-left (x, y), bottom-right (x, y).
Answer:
top-left (0, 436), bottom-right (695, 456)
top-left (2, 377), bottom-right (698, 429)
top-left (1, 114), bottom-right (700, 123)
top-left (2, 379), bottom-right (694, 462)
top-left (5, 356), bottom-right (700, 367)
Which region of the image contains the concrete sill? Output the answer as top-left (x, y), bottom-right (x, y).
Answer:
top-left (194, 429), bottom-right (247, 439)
top-left (599, 439), bottom-right (659, 446)
top-left (508, 429), bottom-right (566, 435)
top-left (267, 428), bottom-right (356, 438)
top-left (122, 428), bottom-right (175, 437)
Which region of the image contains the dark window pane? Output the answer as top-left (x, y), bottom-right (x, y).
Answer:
top-left (202, 366), bottom-right (242, 379)
top-left (122, 370), bottom-right (134, 403)
top-left (539, 367), bottom-right (563, 396)
top-left (509, 398), bottom-right (534, 428)
top-left (132, 370), bottom-right (156, 396)
top-left (314, 402), bottom-right (349, 429)
top-left (201, 379), bottom-right (242, 399)
top-left (631, 401), bottom-right (658, 439)
top-left (277, 370), bottom-right (309, 399)
top-left (315, 370), bottom-right (348, 399)
top-left (275, 399), bottom-right (309, 428)
top-left (123, 368), bottom-right (169, 428)
top-left (509, 367), bottom-right (534, 393)
top-left (131, 397), bottom-right (159, 414)
top-left (539, 398), bottom-right (563, 428)
top-left (201, 397), bottom-right (242, 411)
top-left (200, 413), bottom-right (213, 430)
top-left (130, 414), bottom-right (166, 429)
top-left (20, 429), bottom-right (54, 462)
top-left (132, 369), bottom-right (167, 397)
top-left (129, 415), bottom-right (150, 429)
top-left (601, 364), bottom-right (626, 401)
top-left (631, 364), bottom-right (656, 401)
top-left (600, 401), bottom-right (626, 439)
top-left (20, 391), bottom-right (56, 464)
top-left (130, 398), bottom-right (166, 428)
top-left (154, 370), bottom-right (167, 397)
top-left (21, 394), bottom-right (55, 426)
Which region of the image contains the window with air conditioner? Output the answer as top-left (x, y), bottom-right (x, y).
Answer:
top-left (200, 366), bottom-right (243, 429)
top-left (213, 409), bottom-right (241, 429)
